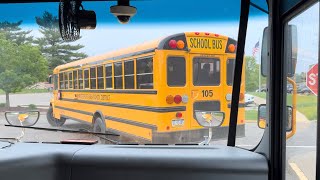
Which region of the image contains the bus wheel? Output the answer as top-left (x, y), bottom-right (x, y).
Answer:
top-left (93, 117), bottom-right (107, 144)
top-left (46, 107), bottom-right (66, 127)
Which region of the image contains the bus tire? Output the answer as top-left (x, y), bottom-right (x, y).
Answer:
top-left (93, 117), bottom-right (107, 143)
top-left (46, 107), bottom-right (66, 127)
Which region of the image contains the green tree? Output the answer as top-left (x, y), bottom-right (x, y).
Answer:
top-left (0, 20), bottom-right (33, 45)
top-left (35, 11), bottom-right (87, 71)
top-left (295, 72), bottom-right (306, 83)
top-left (245, 56), bottom-right (260, 92)
top-left (0, 36), bottom-right (47, 107)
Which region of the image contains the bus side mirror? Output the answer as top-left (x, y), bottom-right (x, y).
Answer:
top-left (257, 104), bottom-right (267, 128)
top-left (258, 104), bottom-right (293, 132)
top-left (48, 75), bottom-right (52, 84)
top-left (5, 111), bottom-right (40, 127)
top-left (261, 25), bottom-right (297, 77)
top-left (286, 106), bottom-right (293, 132)
top-left (195, 111), bottom-right (225, 128)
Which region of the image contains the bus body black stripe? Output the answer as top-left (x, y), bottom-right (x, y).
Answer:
top-left (55, 106), bottom-right (157, 130)
top-left (55, 106), bottom-right (93, 116)
top-left (60, 89), bottom-right (157, 94)
top-left (60, 98), bottom-right (186, 112)
top-left (61, 115), bottom-right (92, 125)
top-left (105, 116), bottom-right (157, 130)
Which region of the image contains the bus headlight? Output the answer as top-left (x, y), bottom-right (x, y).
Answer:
top-left (195, 111), bottom-right (225, 127)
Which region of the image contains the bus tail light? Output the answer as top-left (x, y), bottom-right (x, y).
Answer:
top-left (225, 94), bottom-right (232, 101)
top-left (176, 112), bottom-right (182, 118)
top-left (166, 95), bottom-right (174, 104)
top-left (228, 44), bottom-right (236, 53)
top-left (168, 39), bottom-right (177, 49)
top-left (225, 38), bottom-right (237, 53)
top-left (182, 95), bottom-right (188, 103)
top-left (176, 40), bottom-right (185, 49)
top-left (174, 95), bottom-right (182, 104)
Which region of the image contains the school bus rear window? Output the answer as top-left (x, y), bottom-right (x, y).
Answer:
top-left (227, 59), bottom-right (235, 85)
top-left (167, 57), bottom-right (186, 86)
top-left (193, 57), bottom-right (220, 86)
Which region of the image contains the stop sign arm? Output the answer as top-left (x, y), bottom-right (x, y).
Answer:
top-left (286, 77), bottom-right (296, 140)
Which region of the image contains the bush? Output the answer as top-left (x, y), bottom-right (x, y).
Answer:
top-left (28, 104), bottom-right (37, 110)
top-left (0, 103), bottom-right (5, 107)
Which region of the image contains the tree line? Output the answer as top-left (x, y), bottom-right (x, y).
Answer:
top-left (0, 11), bottom-right (87, 107)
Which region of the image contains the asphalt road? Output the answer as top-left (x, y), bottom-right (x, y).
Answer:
top-left (0, 93), bottom-right (317, 179)
top-left (0, 93), bottom-right (52, 107)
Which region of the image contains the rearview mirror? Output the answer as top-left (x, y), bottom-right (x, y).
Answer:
top-left (257, 104), bottom-right (293, 131)
top-left (195, 111), bottom-right (225, 127)
top-left (261, 25), bottom-right (297, 77)
top-left (5, 111), bottom-right (40, 127)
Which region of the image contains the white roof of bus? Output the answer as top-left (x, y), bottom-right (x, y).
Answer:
top-left (55, 38), bottom-right (163, 72)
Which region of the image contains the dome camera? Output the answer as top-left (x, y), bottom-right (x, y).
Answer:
top-left (110, 5), bottom-right (137, 24)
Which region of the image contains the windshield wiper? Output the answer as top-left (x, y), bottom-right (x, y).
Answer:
top-left (4, 124), bottom-right (119, 136)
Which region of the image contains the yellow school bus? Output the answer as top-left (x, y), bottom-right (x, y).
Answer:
top-left (47, 32), bottom-right (245, 144)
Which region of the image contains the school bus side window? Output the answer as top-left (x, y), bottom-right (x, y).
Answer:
top-left (114, 62), bottom-right (123, 89)
top-left (59, 73), bottom-right (64, 89)
top-left (124, 60), bottom-right (134, 89)
top-left (68, 72), bottom-right (73, 89)
top-left (78, 69), bottom-right (83, 89)
top-left (167, 57), bottom-right (186, 86)
top-left (73, 70), bottom-right (78, 89)
top-left (136, 57), bottom-right (153, 89)
top-left (105, 64), bottom-right (113, 89)
top-left (97, 66), bottom-right (104, 89)
top-left (64, 73), bottom-right (69, 89)
top-left (84, 69), bottom-right (89, 89)
top-left (90, 67), bottom-right (97, 89)
top-left (53, 74), bottom-right (58, 90)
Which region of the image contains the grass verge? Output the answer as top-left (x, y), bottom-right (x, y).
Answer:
top-left (245, 110), bottom-right (258, 120)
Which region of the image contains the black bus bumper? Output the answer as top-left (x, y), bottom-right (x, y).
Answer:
top-left (152, 124), bottom-right (245, 144)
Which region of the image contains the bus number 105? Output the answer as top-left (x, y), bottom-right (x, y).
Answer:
top-left (202, 90), bottom-right (213, 97)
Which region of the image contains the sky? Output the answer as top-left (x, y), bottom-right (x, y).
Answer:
top-left (1, 1), bottom-right (319, 74)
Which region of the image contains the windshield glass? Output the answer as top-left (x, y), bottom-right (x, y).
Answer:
top-left (0, 0), bottom-right (267, 146)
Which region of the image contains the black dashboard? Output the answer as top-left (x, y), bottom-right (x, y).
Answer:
top-left (0, 142), bottom-right (268, 180)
